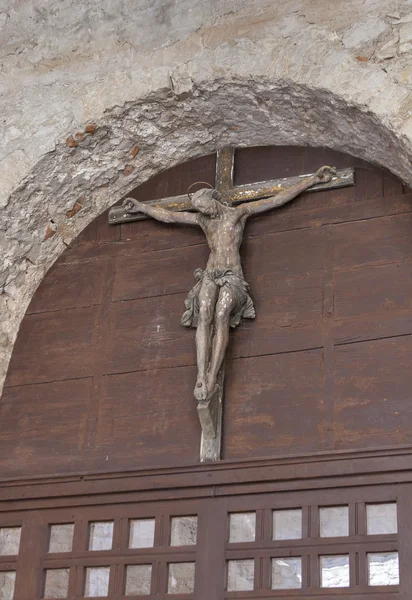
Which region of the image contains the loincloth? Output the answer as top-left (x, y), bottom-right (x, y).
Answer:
top-left (181, 268), bottom-right (256, 329)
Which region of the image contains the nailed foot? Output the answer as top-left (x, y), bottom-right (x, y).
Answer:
top-left (194, 378), bottom-right (208, 401)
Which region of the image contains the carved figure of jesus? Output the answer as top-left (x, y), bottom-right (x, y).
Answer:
top-left (124, 165), bottom-right (335, 402)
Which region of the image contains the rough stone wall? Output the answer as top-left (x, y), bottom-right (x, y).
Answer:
top-left (2, 0), bottom-right (412, 394)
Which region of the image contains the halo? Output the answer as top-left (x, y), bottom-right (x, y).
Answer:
top-left (187, 181), bottom-right (214, 201)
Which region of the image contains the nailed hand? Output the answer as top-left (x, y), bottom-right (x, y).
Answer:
top-left (314, 165), bottom-right (337, 183)
top-left (123, 197), bottom-right (142, 213)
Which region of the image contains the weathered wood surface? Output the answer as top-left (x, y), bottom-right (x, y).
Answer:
top-left (108, 166), bottom-right (354, 224)
top-left (3, 479), bottom-right (410, 599)
top-left (198, 367), bottom-right (224, 461)
top-left (3, 146), bottom-right (412, 478)
top-left (0, 379), bottom-right (92, 475)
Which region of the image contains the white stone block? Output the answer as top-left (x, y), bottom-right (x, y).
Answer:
top-left (342, 17), bottom-right (389, 49)
top-left (400, 22), bottom-right (412, 44)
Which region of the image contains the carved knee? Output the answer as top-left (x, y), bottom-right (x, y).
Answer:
top-left (214, 304), bottom-right (231, 326)
top-left (198, 303), bottom-right (214, 325)
top-left (215, 290), bottom-right (233, 325)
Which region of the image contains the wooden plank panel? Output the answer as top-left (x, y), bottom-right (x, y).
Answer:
top-left (223, 349), bottom-right (324, 459)
top-left (333, 336), bottom-right (412, 450)
top-left (243, 226), bottom-right (328, 277)
top-left (334, 262), bottom-right (412, 320)
top-left (383, 169), bottom-right (405, 197)
top-left (333, 213), bottom-right (412, 271)
top-left (27, 259), bottom-right (106, 314)
top-left (234, 146), bottom-right (357, 185)
top-left (5, 306), bottom-right (98, 387)
top-left (62, 193), bottom-right (412, 270)
top-left (354, 166), bottom-right (383, 200)
top-left (244, 185), bottom-right (352, 238)
top-left (112, 243), bottom-right (209, 302)
top-left (229, 272), bottom-right (324, 359)
top-left (234, 145), bottom-right (306, 184)
top-left (234, 150), bottom-right (408, 240)
top-left (65, 215), bottom-right (330, 276)
top-left (302, 147), bottom-right (357, 172)
top-left (333, 310), bottom-right (412, 346)
top-left (107, 266), bottom-right (324, 376)
top-left (74, 208), bottom-right (121, 245)
top-left (0, 379), bottom-right (92, 478)
top-left (244, 187), bottom-right (412, 240)
top-left (101, 294), bottom-right (196, 375)
top-left (5, 145), bottom-right (412, 476)
top-left (94, 367), bottom-right (199, 470)
top-left (61, 219), bottom-right (205, 265)
top-left (121, 217), bottom-right (205, 250)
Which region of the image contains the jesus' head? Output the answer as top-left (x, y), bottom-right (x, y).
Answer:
top-left (191, 188), bottom-right (225, 217)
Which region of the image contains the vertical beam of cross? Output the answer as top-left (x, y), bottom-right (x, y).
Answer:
top-left (197, 148), bottom-right (234, 461)
top-left (215, 147), bottom-right (235, 192)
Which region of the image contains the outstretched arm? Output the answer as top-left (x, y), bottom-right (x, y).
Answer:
top-left (240, 166), bottom-right (337, 217)
top-left (122, 198), bottom-right (198, 225)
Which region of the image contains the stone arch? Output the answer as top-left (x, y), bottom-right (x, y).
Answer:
top-left (1, 75), bottom-right (412, 393)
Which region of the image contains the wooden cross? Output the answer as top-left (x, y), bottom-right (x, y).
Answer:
top-left (109, 148), bottom-right (354, 462)
top-left (108, 147), bottom-right (354, 224)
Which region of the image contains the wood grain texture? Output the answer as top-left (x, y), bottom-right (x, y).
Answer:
top-left (6, 306), bottom-right (97, 387)
top-left (101, 293), bottom-right (196, 375)
top-left (223, 350), bottom-right (324, 458)
top-left (111, 243), bottom-right (208, 302)
top-left (0, 379), bottom-right (92, 477)
top-left (94, 366), bottom-right (200, 471)
top-left (27, 259), bottom-right (106, 314)
top-left (334, 261), bottom-right (412, 325)
top-left (3, 146), bottom-right (412, 478)
top-left (333, 336), bottom-right (412, 450)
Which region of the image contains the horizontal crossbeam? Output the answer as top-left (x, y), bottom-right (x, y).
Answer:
top-left (108, 167), bottom-right (354, 225)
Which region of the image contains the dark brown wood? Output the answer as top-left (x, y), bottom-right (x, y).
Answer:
top-left (111, 242), bottom-right (208, 302)
top-left (1, 146), bottom-right (412, 599)
top-left (333, 335), bottom-right (412, 450)
top-left (397, 486), bottom-right (412, 599)
top-left (1, 484), bottom-right (402, 598)
top-left (0, 378), bottom-right (92, 477)
top-left (0, 446), bottom-right (410, 507)
top-left (27, 259), bottom-right (106, 315)
top-left (6, 306), bottom-right (97, 386)
top-left (223, 350), bottom-right (324, 458)
top-left (101, 294), bottom-right (196, 374)
top-left (4, 146), bottom-right (412, 476)
top-left (93, 366), bottom-right (200, 470)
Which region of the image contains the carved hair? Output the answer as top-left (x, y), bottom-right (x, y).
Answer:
top-left (187, 182), bottom-right (229, 206)
top-left (211, 189), bottom-right (230, 206)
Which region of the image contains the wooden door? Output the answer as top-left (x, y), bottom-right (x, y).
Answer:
top-left (2, 145), bottom-right (412, 599)
top-left (3, 146), bottom-right (412, 477)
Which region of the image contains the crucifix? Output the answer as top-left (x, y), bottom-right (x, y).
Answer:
top-left (109, 148), bottom-right (354, 462)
